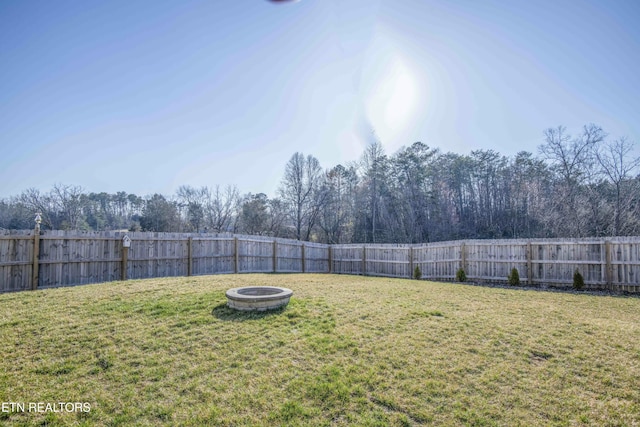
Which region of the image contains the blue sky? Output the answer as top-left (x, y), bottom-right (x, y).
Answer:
top-left (1, 0), bottom-right (639, 199)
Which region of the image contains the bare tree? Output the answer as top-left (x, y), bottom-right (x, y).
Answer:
top-left (176, 185), bottom-right (208, 232)
top-left (595, 137), bottom-right (640, 235)
top-left (507, 152), bottom-right (552, 238)
top-left (267, 197), bottom-right (288, 238)
top-left (279, 153), bottom-right (324, 241)
top-left (391, 142), bottom-right (438, 243)
top-left (206, 185), bottom-right (239, 233)
top-left (19, 188), bottom-right (58, 229)
top-left (48, 184), bottom-right (87, 230)
top-left (539, 124), bottom-right (605, 236)
top-left (3, 123), bottom-right (640, 241)
top-left (318, 164), bottom-right (358, 243)
top-left (0, 198), bottom-right (32, 229)
top-left (358, 142), bottom-right (391, 243)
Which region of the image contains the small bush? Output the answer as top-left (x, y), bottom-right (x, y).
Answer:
top-left (508, 268), bottom-right (520, 286)
top-left (573, 269), bottom-right (585, 290)
top-left (455, 268), bottom-right (467, 282)
top-left (413, 265), bottom-right (422, 280)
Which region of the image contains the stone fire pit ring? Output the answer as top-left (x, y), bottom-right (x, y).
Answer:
top-left (226, 286), bottom-right (293, 311)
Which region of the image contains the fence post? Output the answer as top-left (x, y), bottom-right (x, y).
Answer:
top-left (460, 242), bottom-right (467, 275)
top-left (187, 237), bottom-right (193, 277)
top-left (273, 240), bottom-right (277, 273)
top-left (409, 246), bottom-right (414, 279)
top-left (234, 237), bottom-right (239, 274)
top-left (328, 246), bottom-right (333, 274)
top-left (527, 242), bottom-right (533, 286)
top-left (301, 243), bottom-right (306, 273)
top-left (121, 234), bottom-right (131, 281)
top-left (605, 240), bottom-right (612, 290)
top-left (121, 246), bottom-right (128, 281)
top-left (362, 246), bottom-right (367, 276)
top-left (32, 213), bottom-right (41, 290)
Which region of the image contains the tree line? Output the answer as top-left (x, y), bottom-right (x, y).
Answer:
top-left (2, 124), bottom-right (639, 243)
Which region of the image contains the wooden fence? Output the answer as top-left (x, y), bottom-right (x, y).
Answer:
top-left (1, 230), bottom-right (640, 293)
top-left (331, 238), bottom-right (640, 292)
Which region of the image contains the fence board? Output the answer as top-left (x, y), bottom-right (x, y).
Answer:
top-left (276, 241), bottom-right (303, 272)
top-left (127, 237), bottom-right (189, 280)
top-left (0, 235), bottom-right (32, 292)
top-left (365, 246), bottom-right (411, 278)
top-left (413, 244), bottom-right (461, 279)
top-left (331, 246), bottom-right (364, 275)
top-left (238, 239), bottom-right (273, 273)
top-left (38, 235), bottom-right (122, 288)
top-left (191, 238), bottom-right (235, 275)
top-left (466, 242), bottom-right (529, 282)
top-left (303, 244), bottom-right (329, 273)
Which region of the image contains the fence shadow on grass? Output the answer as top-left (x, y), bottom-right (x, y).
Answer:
top-left (211, 302), bottom-right (287, 322)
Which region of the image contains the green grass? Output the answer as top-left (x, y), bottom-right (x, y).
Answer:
top-left (1, 274), bottom-right (639, 426)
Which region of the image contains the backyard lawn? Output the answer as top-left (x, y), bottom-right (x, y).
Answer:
top-left (0, 274), bottom-right (639, 426)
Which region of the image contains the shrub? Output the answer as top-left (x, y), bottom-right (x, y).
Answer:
top-left (455, 268), bottom-right (467, 282)
top-left (508, 268), bottom-right (520, 286)
top-left (573, 269), bottom-right (585, 290)
top-left (413, 265), bottom-right (422, 280)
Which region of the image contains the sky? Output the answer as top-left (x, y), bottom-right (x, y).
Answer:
top-left (1, 0), bottom-right (639, 199)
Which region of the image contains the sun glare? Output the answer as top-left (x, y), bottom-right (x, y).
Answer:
top-left (363, 54), bottom-right (420, 151)
top-left (382, 59), bottom-right (417, 129)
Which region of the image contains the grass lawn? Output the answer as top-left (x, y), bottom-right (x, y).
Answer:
top-left (1, 274), bottom-right (639, 426)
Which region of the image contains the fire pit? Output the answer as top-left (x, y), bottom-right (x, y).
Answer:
top-left (225, 286), bottom-right (293, 311)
